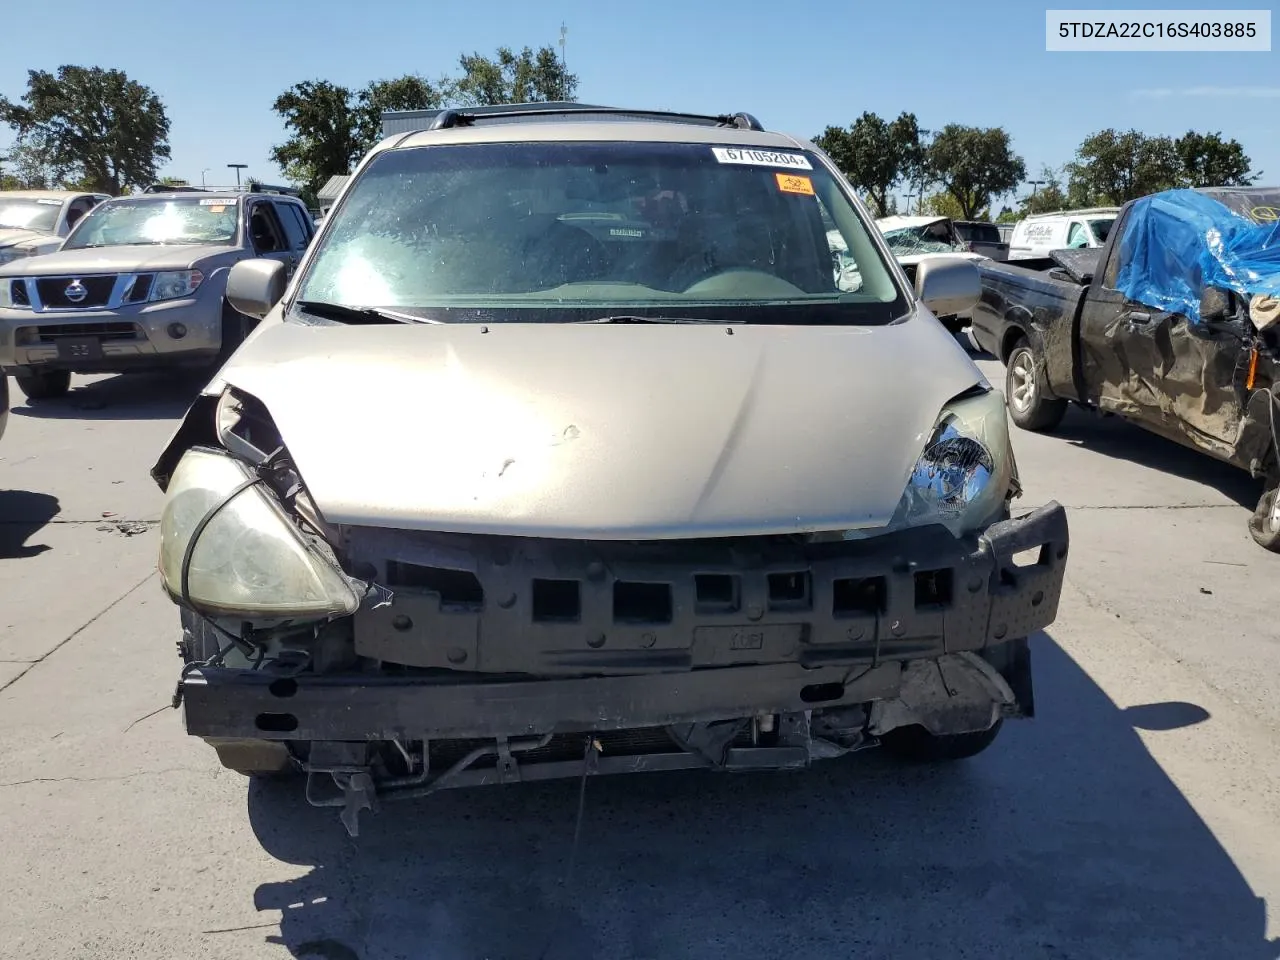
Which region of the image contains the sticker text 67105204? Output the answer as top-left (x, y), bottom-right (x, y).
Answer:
top-left (712, 147), bottom-right (813, 171)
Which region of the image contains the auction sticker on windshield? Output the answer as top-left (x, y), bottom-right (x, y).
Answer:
top-left (712, 147), bottom-right (813, 170)
top-left (775, 173), bottom-right (815, 195)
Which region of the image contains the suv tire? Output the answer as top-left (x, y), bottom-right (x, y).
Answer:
top-left (1005, 338), bottom-right (1066, 432)
top-left (880, 719), bottom-right (1004, 762)
top-left (14, 370), bottom-right (71, 401)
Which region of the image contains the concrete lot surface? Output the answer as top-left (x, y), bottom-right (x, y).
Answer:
top-left (1, 347), bottom-right (1279, 960)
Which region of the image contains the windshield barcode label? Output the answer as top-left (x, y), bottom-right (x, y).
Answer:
top-left (712, 147), bottom-right (812, 170)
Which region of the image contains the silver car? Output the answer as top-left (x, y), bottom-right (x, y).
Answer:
top-left (0, 189), bottom-right (110, 265)
top-left (0, 189), bottom-right (313, 400)
top-left (152, 105), bottom-right (1069, 836)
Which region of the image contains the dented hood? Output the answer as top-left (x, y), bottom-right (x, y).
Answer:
top-left (206, 318), bottom-right (985, 539)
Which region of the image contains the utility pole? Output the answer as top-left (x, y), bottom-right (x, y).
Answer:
top-left (559, 23), bottom-right (568, 101)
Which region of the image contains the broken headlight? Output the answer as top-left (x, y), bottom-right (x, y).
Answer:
top-left (891, 388), bottom-right (1014, 536)
top-left (158, 448), bottom-right (361, 620)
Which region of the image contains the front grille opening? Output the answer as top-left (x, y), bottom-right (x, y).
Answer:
top-left (913, 568), bottom-right (953, 610)
top-left (694, 574), bottom-right (739, 613)
top-left (533, 579), bottom-right (581, 622)
top-left (124, 274), bottom-right (154, 303)
top-left (613, 581), bottom-right (672, 624)
top-left (386, 562), bottom-right (484, 611)
top-left (767, 571), bottom-right (811, 610)
top-left (34, 321), bottom-right (138, 343)
top-left (833, 576), bottom-right (886, 616)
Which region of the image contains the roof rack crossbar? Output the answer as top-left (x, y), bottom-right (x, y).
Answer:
top-left (426, 105), bottom-right (764, 131)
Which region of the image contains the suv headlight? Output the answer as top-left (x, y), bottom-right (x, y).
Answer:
top-left (158, 448), bottom-right (361, 620)
top-left (0, 279), bottom-right (13, 308)
top-left (891, 388), bottom-right (1014, 536)
top-left (150, 269), bottom-right (204, 302)
top-left (0, 248), bottom-right (29, 266)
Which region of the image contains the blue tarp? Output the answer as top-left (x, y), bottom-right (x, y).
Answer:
top-left (1115, 187), bottom-right (1280, 324)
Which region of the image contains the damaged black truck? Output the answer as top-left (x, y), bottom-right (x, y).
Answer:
top-left (971, 187), bottom-right (1280, 551)
top-left (151, 104), bottom-right (1069, 836)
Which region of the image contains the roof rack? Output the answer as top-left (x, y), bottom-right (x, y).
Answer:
top-left (141, 182), bottom-right (302, 198)
top-left (423, 103), bottom-right (765, 132)
top-left (1022, 206), bottom-right (1121, 219)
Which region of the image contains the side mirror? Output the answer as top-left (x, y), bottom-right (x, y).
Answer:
top-left (1200, 286), bottom-right (1231, 322)
top-left (226, 258), bottom-right (287, 320)
top-left (915, 256), bottom-right (981, 317)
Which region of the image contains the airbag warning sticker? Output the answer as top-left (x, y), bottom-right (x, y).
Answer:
top-left (775, 173), bottom-right (814, 195)
top-left (712, 147), bottom-right (812, 170)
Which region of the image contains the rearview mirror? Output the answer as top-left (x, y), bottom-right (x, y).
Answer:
top-left (914, 256), bottom-right (981, 317)
top-left (226, 258), bottom-right (287, 321)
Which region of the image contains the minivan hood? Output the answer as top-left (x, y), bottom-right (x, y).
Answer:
top-left (210, 318), bottom-right (986, 539)
top-left (0, 243), bottom-right (232, 274)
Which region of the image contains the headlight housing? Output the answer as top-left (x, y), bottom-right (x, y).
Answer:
top-left (890, 388), bottom-right (1015, 537)
top-left (159, 448), bottom-right (361, 620)
top-left (0, 279), bottom-right (14, 308)
top-left (150, 269), bottom-right (204, 302)
top-left (0, 247), bottom-right (30, 266)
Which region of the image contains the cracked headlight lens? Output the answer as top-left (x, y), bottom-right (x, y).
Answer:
top-left (158, 448), bottom-right (360, 620)
top-left (891, 388), bottom-right (1014, 536)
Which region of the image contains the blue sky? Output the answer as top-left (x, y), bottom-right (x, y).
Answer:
top-left (3, 0), bottom-right (1277, 205)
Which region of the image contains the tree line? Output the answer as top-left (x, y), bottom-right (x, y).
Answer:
top-left (1, 63), bottom-right (1258, 223)
top-left (816, 111), bottom-right (1257, 222)
top-left (0, 46), bottom-right (574, 198)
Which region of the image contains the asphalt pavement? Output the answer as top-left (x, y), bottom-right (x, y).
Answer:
top-left (2, 343), bottom-right (1279, 960)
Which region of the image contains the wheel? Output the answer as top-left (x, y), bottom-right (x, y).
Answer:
top-left (880, 718), bottom-right (1004, 762)
top-left (1005, 339), bottom-right (1067, 432)
top-left (1248, 482), bottom-right (1280, 552)
top-left (215, 303), bottom-right (256, 366)
top-left (14, 370), bottom-right (71, 401)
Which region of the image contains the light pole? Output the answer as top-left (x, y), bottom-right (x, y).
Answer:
top-left (201, 168), bottom-right (210, 188)
top-left (559, 23), bottom-right (568, 100)
top-left (227, 163), bottom-right (247, 188)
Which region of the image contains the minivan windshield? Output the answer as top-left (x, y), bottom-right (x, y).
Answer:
top-left (295, 140), bottom-right (906, 324)
top-left (62, 197), bottom-right (240, 249)
top-left (0, 198), bottom-right (62, 233)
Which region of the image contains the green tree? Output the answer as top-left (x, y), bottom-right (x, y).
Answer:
top-left (453, 45), bottom-right (577, 105)
top-left (270, 80), bottom-right (361, 196)
top-left (921, 191), bottom-right (968, 219)
top-left (0, 65), bottom-right (170, 194)
top-left (355, 74), bottom-right (449, 152)
top-left (995, 206), bottom-right (1020, 223)
top-left (815, 111), bottom-right (924, 217)
top-left (1020, 165), bottom-right (1070, 215)
top-left (1067, 129), bottom-right (1180, 205)
top-left (926, 124), bottom-right (1026, 220)
top-left (1174, 130), bottom-right (1255, 187)
top-left (0, 141), bottom-right (54, 189)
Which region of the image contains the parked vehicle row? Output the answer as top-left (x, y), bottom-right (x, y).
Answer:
top-left (0, 190), bottom-right (110, 264)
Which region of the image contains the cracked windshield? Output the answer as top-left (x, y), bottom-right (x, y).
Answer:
top-left (2, 3), bottom-right (1279, 960)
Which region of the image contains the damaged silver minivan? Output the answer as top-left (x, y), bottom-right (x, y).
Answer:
top-left (152, 105), bottom-right (1069, 835)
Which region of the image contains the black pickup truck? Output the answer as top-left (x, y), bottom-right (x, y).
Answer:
top-left (970, 186), bottom-right (1280, 551)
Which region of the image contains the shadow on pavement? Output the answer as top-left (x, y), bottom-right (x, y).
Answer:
top-left (245, 633), bottom-right (1276, 960)
top-left (1050, 405), bottom-right (1261, 509)
top-left (0, 490), bottom-right (59, 559)
top-left (9, 370), bottom-right (206, 422)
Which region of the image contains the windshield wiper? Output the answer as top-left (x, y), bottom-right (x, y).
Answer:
top-left (578, 315), bottom-right (742, 325)
top-left (294, 300), bottom-right (442, 325)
